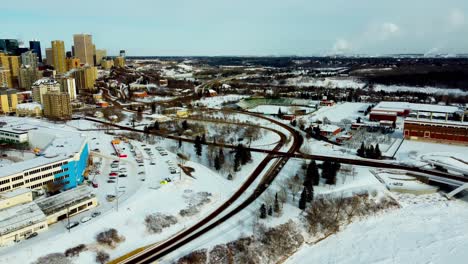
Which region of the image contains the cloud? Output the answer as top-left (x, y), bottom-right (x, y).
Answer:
top-left (381, 22), bottom-right (400, 34)
top-left (449, 9), bottom-right (465, 27)
top-left (332, 39), bottom-right (351, 54)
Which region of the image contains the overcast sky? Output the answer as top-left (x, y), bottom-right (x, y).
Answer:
top-left (2, 0), bottom-right (468, 56)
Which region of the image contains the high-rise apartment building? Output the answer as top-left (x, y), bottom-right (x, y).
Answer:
top-left (72, 66), bottom-right (97, 91)
top-left (73, 34), bottom-right (94, 66)
top-left (57, 76), bottom-right (77, 100)
top-left (42, 91), bottom-right (72, 119)
top-left (0, 89), bottom-right (18, 113)
top-left (119, 50), bottom-right (126, 58)
top-left (101, 59), bottom-right (114, 70)
top-left (21, 50), bottom-right (38, 69)
top-left (29, 40), bottom-right (42, 62)
top-left (0, 53), bottom-right (20, 88)
top-left (114, 56), bottom-right (125, 68)
top-left (51, 40), bottom-right (66, 73)
top-left (32, 78), bottom-right (61, 103)
top-left (0, 67), bottom-right (12, 88)
top-left (18, 65), bottom-right (39, 89)
top-left (94, 49), bottom-right (107, 66)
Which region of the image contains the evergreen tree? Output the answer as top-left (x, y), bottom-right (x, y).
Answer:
top-left (268, 206), bottom-right (273, 216)
top-left (234, 155), bottom-right (240, 171)
top-left (178, 138), bottom-right (182, 148)
top-left (356, 117), bottom-right (361, 123)
top-left (307, 160), bottom-right (320, 186)
top-left (214, 155), bottom-right (221, 170)
top-left (307, 185), bottom-right (314, 202)
top-left (357, 142), bottom-right (365, 157)
top-left (151, 103), bottom-right (156, 114)
top-left (260, 203), bottom-right (267, 219)
top-left (182, 120), bottom-right (189, 130)
top-left (218, 148), bottom-right (225, 165)
top-left (153, 121), bottom-right (160, 130)
top-left (375, 144), bottom-right (382, 159)
top-left (277, 108), bottom-right (283, 118)
top-left (366, 145), bottom-right (375, 158)
top-left (201, 134), bottom-right (206, 144)
top-left (290, 119), bottom-right (297, 127)
top-left (322, 160), bottom-right (332, 181)
top-left (299, 187), bottom-right (307, 210)
top-left (194, 136), bottom-right (202, 156)
top-left (274, 193), bottom-right (281, 214)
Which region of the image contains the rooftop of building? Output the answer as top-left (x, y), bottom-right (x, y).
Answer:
top-left (16, 102), bottom-right (43, 111)
top-left (36, 185), bottom-right (95, 216)
top-left (0, 89), bottom-right (18, 95)
top-left (0, 188), bottom-right (32, 200)
top-left (0, 117), bottom-right (87, 179)
top-left (32, 78), bottom-right (58, 86)
top-left (374, 101), bottom-right (460, 114)
top-left (320, 124), bottom-right (341, 132)
top-left (405, 118), bottom-right (468, 127)
top-left (0, 202), bottom-right (46, 236)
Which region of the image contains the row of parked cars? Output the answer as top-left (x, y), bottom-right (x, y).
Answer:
top-left (66, 211), bottom-right (101, 230)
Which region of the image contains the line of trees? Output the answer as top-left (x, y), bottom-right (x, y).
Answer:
top-left (357, 142), bottom-right (382, 159)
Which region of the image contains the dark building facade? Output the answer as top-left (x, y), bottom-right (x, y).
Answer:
top-left (0, 39), bottom-right (19, 54)
top-left (29, 41), bottom-right (42, 62)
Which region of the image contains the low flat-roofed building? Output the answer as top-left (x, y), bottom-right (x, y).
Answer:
top-left (36, 185), bottom-right (97, 225)
top-left (15, 102), bottom-right (43, 117)
top-left (0, 126), bottom-right (29, 143)
top-left (0, 188), bottom-right (33, 210)
top-left (373, 101), bottom-right (460, 117)
top-left (404, 118), bottom-right (468, 144)
top-left (369, 111), bottom-right (397, 122)
top-left (319, 124), bottom-right (342, 137)
top-left (0, 202), bottom-right (47, 246)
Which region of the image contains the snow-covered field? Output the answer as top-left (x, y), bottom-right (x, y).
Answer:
top-left (300, 102), bottom-right (369, 123)
top-left (248, 105), bottom-right (314, 115)
top-left (193, 95), bottom-right (250, 108)
top-left (287, 194), bottom-right (468, 264)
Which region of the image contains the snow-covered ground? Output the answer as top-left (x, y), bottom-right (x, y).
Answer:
top-left (193, 95), bottom-right (250, 109)
top-left (374, 84), bottom-right (468, 96)
top-left (299, 102), bottom-right (369, 123)
top-left (287, 77), bottom-right (366, 89)
top-left (0, 117), bottom-right (273, 264)
top-left (248, 105), bottom-right (314, 115)
top-left (286, 193), bottom-right (468, 264)
top-left (395, 140), bottom-right (468, 168)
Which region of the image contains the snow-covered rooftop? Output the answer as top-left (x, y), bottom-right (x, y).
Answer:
top-left (0, 202), bottom-right (46, 236)
top-left (0, 118), bottom-right (87, 179)
top-left (374, 101), bottom-right (459, 114)
top-left (0, 188), bottom-right (32, 200)
top-left (36, 186), bottom-right (95, 215)
top-left (33, 78), bottom-right (58, 86)
top-left (16, 102), bottom-right (43, 111)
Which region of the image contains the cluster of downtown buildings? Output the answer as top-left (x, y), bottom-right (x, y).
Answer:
top-left (0, 35), bottom-right (126, 119)
top-left (0, 34), bottom-right (126, 245)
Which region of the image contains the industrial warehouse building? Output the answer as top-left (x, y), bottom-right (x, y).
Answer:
top-left (404, 118), bottom-right (468, 144)
top-left (0, 186), bottom-right (97, 246)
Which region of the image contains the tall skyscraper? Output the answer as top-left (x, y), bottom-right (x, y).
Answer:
top-left (19, 65), bottom-right (38, 90)
top-left (73, 34), bottom-right (94, 66)
top-left (114, 56), bottom-right (125, 68)
top-left (29, 40), bottom-right (42, 62)
top-left (0, 89), bottom-right (18, 113)
top-left (119, 50), bottom-right (126, 58)
top-left (51, 40), bottom-right (66, 73)
top-left (45, 48), bottom-right (53, 66)
top-left (0, 68), bottom-right (12, 87)
top-left (57, 76), bottom-right (77, 100)
top-left (0, 53), bottom-right (20, 88)
top-left (0, 39), bottom-right (19, 55)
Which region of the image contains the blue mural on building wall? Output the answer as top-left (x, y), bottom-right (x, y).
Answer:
top-left (54, 143), bottom-right (89, 190)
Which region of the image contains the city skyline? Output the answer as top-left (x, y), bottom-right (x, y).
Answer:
top-left (1, 0), bottom-right (468, 56)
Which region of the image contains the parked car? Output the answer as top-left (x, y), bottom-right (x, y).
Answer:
top-left (109, 172), bottom-right (117, 176)
top-left (66, 222), bottom-right (79, 229)
top-left (26, 232), bottom-right (38, 239)
top-left (150, 162), bottom-right (156, 165)
top-left (106, 195), bottom-right (116, 201)
top-left (138, 172), bottom-right (145, 175)
top-left (92, 181), bottom-right (99, 188)
top-left (91, 211), bottom-right (101, 218)
top-left (80, 216), bottom-right (92, 223)
top-left (107, 180), bottom-right (115, 183)
top-left (112, 160), bottom-right (119, 163)
top-left (119, 174), bottom-right (127, 178)
top-left (139, 164), bottom-right (144, 167)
